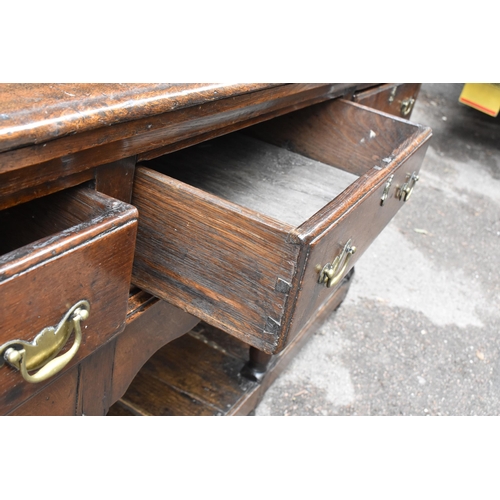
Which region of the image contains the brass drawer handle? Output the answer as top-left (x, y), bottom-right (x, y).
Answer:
top-left (401, 97), bottom-right (415, 116)
top-left (380, 174), bottom-right (394, 205)
top-left (317, 239), bottom-right (356, 288)
top-left (0, 300), bottom-right (90, 384)
top-left (398, 172), bottom-right (419, 202)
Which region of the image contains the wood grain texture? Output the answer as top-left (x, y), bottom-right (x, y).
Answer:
top-left (111, 369), bottom-right (219, 416)
top-left (0, 84), bottom-right (357, 211)
top-left (131, 100), bottom-right (431, 353)
top-left (353, 83), bottom-right (421, 119)
top-left (147, 133), bottom-right (358, 227)
top-left (0, 166), bottom-right (96, 212)
top-left (131, 166), bottom-right (300, 353)
top-left (76, 339), bottom-right (116, 416)
top-left (0, 84), bottom-right (280, 153)
top-left (0, 187), bottom-right (138, 414)
top-left (246, 98), bottom-right (430, 179)
top-left (136, 332), bottom-right (254, 412)
top-left (94, 156), bottom-right (136, 203)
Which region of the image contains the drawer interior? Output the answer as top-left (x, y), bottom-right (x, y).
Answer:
top-left (131, 98), bottom-right (431, 353)
top-left (140, 99), bottom-right (424, 229)
top-left (144, 133), bottom-right (359, 228)
top-left (0, 186), bottom-right (122, 261)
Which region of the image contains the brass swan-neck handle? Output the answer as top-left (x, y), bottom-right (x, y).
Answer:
top-left (0, 300), bottom-right (90, 384)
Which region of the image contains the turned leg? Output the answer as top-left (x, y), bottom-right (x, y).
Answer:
top-left (240, 346), bottom-right (273, 382)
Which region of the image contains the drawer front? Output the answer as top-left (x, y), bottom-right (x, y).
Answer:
top-left (0, 187), bottom-right (138, 414)
top-left (286, 144), bottom-right (429, 342)
top-left (353, 83), bottom-right (421, 119)
top-left (132, 99), bottom-right (431, 354)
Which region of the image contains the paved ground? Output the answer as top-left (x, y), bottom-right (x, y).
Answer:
top-left (255, 83), bottom-right (500, 416)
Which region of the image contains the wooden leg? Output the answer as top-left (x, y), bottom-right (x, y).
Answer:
top-left (240, 346), bottom-right (273, 382)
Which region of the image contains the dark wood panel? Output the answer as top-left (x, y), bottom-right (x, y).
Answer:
top-left (76, 340), bottom-right (116, 416)
top-left (0, 188), bottom-right (138, 414)
top-left (94, 157), bottom-right (136, 203)
top-left (0, 169), bottom-right (95, 212)
top-left (8, 366), bottom-right (79, 416)
top-left (136, 84), bottom-right (358, 162)
top-left (246, 98), bottom-right (428, 178)
top-left (111, 298), bottom-right (199, 403)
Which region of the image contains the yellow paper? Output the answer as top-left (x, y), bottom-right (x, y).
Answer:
top-left (459, 83), bottom-right (500, 117)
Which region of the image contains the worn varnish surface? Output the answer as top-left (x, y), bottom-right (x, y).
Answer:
top-left (0, 84), bottom-right (357, 211)
top-left (0, 84), bottom-right (280, 153)
top-left (131, 99), bottom-right (431, 354)
top-left (0, 187), bottom-right (137, 414)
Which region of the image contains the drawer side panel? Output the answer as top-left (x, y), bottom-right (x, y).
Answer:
top-left (131, 168), bottom-right (299, 353)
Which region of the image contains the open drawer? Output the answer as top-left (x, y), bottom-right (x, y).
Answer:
top-left (131, 99), bottom-right (432, 354)
top-left (0, 186), bottom-right (137, 414)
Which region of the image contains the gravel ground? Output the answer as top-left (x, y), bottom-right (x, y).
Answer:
top-left (255, 83), bottom-right (500, 416)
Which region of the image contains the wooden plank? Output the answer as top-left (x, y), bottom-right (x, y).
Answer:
top-left (0, 84), bottom-right (280, 155)
top-left (138, 334), bottom-right (255, 413)
top-left (118, 370), bottom-right (218, 416)
top-left (246, 98), bottom-right (429, 178)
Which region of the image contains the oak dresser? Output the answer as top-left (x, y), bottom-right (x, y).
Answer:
top-left (0, 83), bottom-right (430, 415)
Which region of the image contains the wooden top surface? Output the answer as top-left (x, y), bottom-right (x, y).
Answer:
top-left (0, 83), bottom-right (280, 153)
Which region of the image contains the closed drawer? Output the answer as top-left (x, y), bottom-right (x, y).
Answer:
top-left (131, 99), bottom-right (432, 354)
top-left (0, 186), bottom-right (138, 414)
top-left (353, 83), bottom-right (422, 119)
